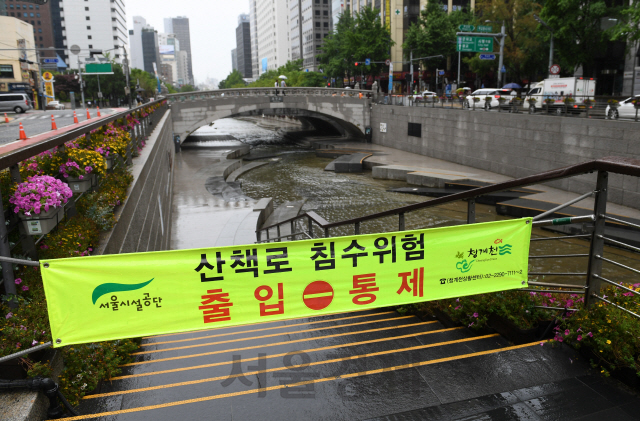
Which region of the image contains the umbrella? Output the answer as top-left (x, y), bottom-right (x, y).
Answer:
top-left (502, 83), bottom-right (521, 89)
top-left (278, 75), bottom-right (288, 80)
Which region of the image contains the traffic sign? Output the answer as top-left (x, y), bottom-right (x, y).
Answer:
top-left (549, 64), bottom-right (561, 75)
top-left (42, 58), bottom-right (59, 64)
top-left (365, 58), bottom-right (371, 66)
top-left (479, 54), bottom-right (496, 60)
top-left (42, 72), bottom-right (54, 82)
top-left (439, 70), bottom-right (445, 76)
top-left (477, 25), bottom-right (493, 33)
top-left (501, 65), bottom-right (506, 73)
top-left (456, 36), bottom-right (493, 53)
top-left (385, 59), bottom-right (391, 66)
top-left (458, 24), bottom-right (475, 32)
top-left (303, 281), bottom-right (334, 310)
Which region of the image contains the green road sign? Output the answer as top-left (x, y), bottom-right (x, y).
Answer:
top-left (456, 36), bottom-right (494, 53)
top-left (477, 25), bottom-right (493, 33)
top-left (85, 63), bottom-right (113, 74)
top-left (458, 24), bottom-right (475, 32)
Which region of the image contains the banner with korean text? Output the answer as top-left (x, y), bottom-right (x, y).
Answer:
top-left (42, 218), bottom-right (532, 347)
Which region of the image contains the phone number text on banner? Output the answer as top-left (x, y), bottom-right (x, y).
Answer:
top-left (41, 218), bottom-right (532, 347)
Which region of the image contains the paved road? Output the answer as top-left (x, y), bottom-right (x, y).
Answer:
top-left (0, 108), bottom-right (124, 145)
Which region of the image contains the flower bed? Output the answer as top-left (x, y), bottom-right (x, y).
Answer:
top-left (398, 284), bottom-right (640, 382)
top-left (0, 104), bottom-right (164, 407)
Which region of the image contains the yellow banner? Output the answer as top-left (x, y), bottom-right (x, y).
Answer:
top-left (42, 219), bottom-right (532, 347)
top-left (44, 82), bottom-right (54, 98)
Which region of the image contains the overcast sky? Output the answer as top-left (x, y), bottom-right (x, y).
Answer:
top-left (126, 0), bottom-right (250, 84)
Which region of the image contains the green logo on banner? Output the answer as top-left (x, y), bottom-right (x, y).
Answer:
top-left (499, 244), bottom-right (512, 255)
top-left (91, 279), bottom-right (155, 304)
top-left (456, 259), bottom-right (475, 273)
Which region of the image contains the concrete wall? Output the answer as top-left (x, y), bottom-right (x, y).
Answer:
top-left (98, 110), bottom-right (175, 255)
top-left (372, 105), bottom-right (640, 209)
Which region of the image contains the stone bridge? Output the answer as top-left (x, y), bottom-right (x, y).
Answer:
top-left (167, 87), bottom-right (372, 141)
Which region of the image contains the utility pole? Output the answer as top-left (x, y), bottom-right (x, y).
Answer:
top-left (498, 21), bottom-right (505, 88)
top-left (123, 49), bottom-right (132, 109)
top-left (410, 50), bottom-right (414, 92)
top-left (457, 50), bottom-right (461, 87)
top-left (78, 58), bottom-right (85, 108)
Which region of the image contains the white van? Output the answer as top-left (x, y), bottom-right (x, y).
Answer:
top-left (0, 93), bottom-right (32, 113)
top-left (525, 77), bottom-right (596, 115)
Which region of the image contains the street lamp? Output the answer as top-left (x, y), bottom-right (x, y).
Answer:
top-left (485, 20), bottom-right (506, 87)
top-left (534, 14), bottom-right (554, 72)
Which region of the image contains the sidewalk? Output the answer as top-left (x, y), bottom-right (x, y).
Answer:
top-left (326, 141), bottom-right (640, 220)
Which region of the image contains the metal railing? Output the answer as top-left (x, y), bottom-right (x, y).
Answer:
top-left (376, 94), bottom-right (640, 121)
top-left (164, 87), bottom-right (374, 103)
top-left (256, 157), bottom-right (640, 317)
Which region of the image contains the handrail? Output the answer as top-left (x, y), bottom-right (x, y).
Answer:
top-left (0, 99), bottom-right (166, 171)
top-left (165, 87), bottom-right (373, 99)
top-left (257, 157), bottom-right (640, 234)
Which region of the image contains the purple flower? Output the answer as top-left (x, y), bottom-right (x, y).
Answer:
top-left (5, 312), bottom-right (13, 319)
top-left (31, 340), bottom-right (38, 346)
top-left (557, 337), bottom-right (564, 342)
top-left (14, 278), bottom-right (22, 285)
top-left (22, 285), bottom-right (28, 292)
top-left (473, 312), bottom-right (478, 318)
top-left (587, 332), bottom-right (593, 338)
top-left (577, 335), bottom-right (582, 341)
top-left (540, 342), bottom-right (544, 346)
top-left (565, 329), bottom-right (570, 336)
top-left (468, 322), bottom-right (474, 327)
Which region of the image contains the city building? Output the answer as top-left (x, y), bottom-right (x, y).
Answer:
top-left (231, 48), bottom-right (238, 72)
top-left (129, 16), bottom-right (147, 72)
top-left (129, 16), bottom-right (161, 75)
top-left (235, 14), bottom-right (252, 78)
top-left (158, 32), bottom-right (180, 86)
top-left (49, 0), bottom-right (128, 70)
top-left (290, 0), bottom-right (332, 71)
top-left (4, 0), bottom-right (63, 67)
top-left (0, 16), bottom-right (40, 101)
top-left (164, 17), bottom-right (193, 84)
top-left (249, 0), bottom-right (259, 78)
top-left (253, 0), bottom-right (290, 75)
top-left (176, 49), bottom-right (189, 86)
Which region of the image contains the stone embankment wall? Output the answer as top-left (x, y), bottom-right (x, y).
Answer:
top-left (98, 109), bottom-right (175, 254)
top-left (372, 105), bottom-right (640, 208)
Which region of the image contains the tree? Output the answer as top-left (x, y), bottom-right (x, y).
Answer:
top-left (179, 84), bottom-right (197, 92)
top-left (352, 7), bottom-right (394, 80)
top-left (541, 0), bottom-right (623, 77)
top-left (218, 70), bottom-right (246, 89)
top-left (318, 10), bottom-right (357, 86)
top-left (471, 0), bottom-right (542, 84)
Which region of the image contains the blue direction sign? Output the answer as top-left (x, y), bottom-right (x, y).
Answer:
top-left (365, 58), bottom-right (371, 66)
top-left (479, 54), bottom-right (496, 60)
top-left (42, 58), bottom-right (59, 64)
top-left (438, 70), bottom-right (445, 76)
top-left (501, 65), bottom-right (506, 73)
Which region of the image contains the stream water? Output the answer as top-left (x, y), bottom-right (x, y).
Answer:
top-left (190, 118), bottom-right (640, 289)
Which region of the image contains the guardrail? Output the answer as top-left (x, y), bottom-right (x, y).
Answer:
top-left (376, 94), bottom-right (639, 121)
top-left (257, 156), bottom-right (640, 317)
top-left (164, 87), bottom-right (374, 103)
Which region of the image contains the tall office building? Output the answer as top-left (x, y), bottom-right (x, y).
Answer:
top-left (290, 0), bottom-right (332, 71)
top-left (129, 17), bottom-right (161, 75)
top-left (249, 0), bottom-right (259, 78)
top-left (5, 0), bottom-right (59, 65)
top-left (235, 14), bottom-right (252, 78)
top-left (253, 0), bottom-right (290, 75)
top-left (49, 0), bottom-right (128, 69)
top-left (164, 16), bottom-right (193, 84)
top-left (231, 48), bottom-right (238, 71)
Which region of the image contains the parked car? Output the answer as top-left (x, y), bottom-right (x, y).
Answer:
top-left (45, 100), bottom-right (65, 110)
top-left (414, 90), bottom-right (438, 102)
top-left (605, 96), bottom-right (640, 120)
top-left (463, 89), bottom-right (513, 110)
top-left (0, 93), bottom-right (32, 113)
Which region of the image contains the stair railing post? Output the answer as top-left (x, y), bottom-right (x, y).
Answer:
top-left (585, 171), bottom-right (608, 309)
top-left (355, 222), bottom-right (360, 235)
top-left (399, 213), bottom-right (405, 231)
top-left (0, 188), bottom-right (16, 307)
top-left (467, 199), bottom-right (476, 224)
top-left (277, 225), bottom-right (281, 242)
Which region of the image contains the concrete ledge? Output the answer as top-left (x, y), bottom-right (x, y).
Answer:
top-left (406, 172), bottom-right (470, 188)
top-left (227, 161), bottom-right (269, 182)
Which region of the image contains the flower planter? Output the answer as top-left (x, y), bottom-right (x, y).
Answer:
top-left (20, 206), bottom-right (64, 236)
top-left (67, 174), bottom-right (96, 193)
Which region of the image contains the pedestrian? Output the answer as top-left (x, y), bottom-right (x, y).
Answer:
top-left (280, 79), bottom-right (286, 96)
top-left (274, 80), bottom-right (279, 95)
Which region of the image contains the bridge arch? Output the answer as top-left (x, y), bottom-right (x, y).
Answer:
top-left (167, 88), bottom-right (372, 141)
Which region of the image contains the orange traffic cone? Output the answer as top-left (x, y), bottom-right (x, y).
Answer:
top-left (96, 106), bottom-right (101, 117)
top-left (19, 122), bottom-right (27, 140)
top-left (86, 108), bottom-right (91, 119)
top-left (51, 115), bottom-right (57, 130)
top-left (4, 113), bottom-right (8, 123)
top-left (73, 110), bottom-right (79, 124)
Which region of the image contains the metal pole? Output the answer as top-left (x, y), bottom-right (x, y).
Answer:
top-left (410, 50), bottom-right (414, 93)
top-left (79, 59), bottom-right (85, 108)
top-left (0, 188), bottom-right (17, 307)
top-left (585, 171), bottom-right (608, 308)
top-left (457, 51), bottom-right (461, 87)
top-left (96, 75), bottom-right (101, 108)
top-left (498, 21), bottom-right (505, 88)
top-left (549, 33), bottom-right (554, 70)
top-left (467, 199), bottom-right (475, 224)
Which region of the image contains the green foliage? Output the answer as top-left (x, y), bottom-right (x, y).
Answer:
top-left (179, 84), bottom-right (197, 92)
top-left (218, 70), bottom-right (246, 89)
top-left (247, 59), bottom-right (326, 88)
top-left (541, 0), bottom-right (623, 77)
top-left (319, 7), bottom-right (393, 86)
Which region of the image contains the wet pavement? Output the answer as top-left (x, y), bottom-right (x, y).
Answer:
top-left (74, 309), bottom-right (639, 420)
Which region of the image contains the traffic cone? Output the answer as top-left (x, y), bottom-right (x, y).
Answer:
top-left (51, 115), bottom-right (57, 130)
top-left (86, 108), bottom-right (91, 119)
top-left (73, 110), bottom-right (79, 124)
top-left (4, 113), bottom-right (8, 123)
top-left (18, 122), bottom-right (27, 140)
top-left (96, 107), bottom-right (101, 117)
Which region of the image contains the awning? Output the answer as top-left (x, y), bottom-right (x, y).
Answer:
top-left (56, 54), bottom-right (67, 69)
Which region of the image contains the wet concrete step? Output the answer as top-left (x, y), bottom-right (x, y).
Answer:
top-left (226, 161), bottom-right (270, 182)
top-left (444, 179), bottom-right (542, 195)
top-left (389, 187), bottom-right (531, 206)
top-left (325, 153), bottom-right (372, 173)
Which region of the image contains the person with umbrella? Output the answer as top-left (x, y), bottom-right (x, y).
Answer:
top-left (279, 75), bottom-right (287, 96)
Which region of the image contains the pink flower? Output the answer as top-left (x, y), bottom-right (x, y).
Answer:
top-left (31, 340), bottom-right (38, 346)
top-left (587, 332), bottom-right (593, 338)
top-left (557, 337), bottom-right (563, 342)
top-left (540, 342), bottom-right (544, 346)
top-left (16, 343), bottom-right (21, 348)
top-left (14, 278), bottom-right (22, 285)
top-left (468, 322), bottom-right (474, 327)
top-left (577, 335), bottom-right (582, 341)
top-left (22, 285), bottom-right (29, 291)
top-left (5, 312), bottom-right (13, 319)
top-left (565, 329), bottom-right (570, 336)
top-left (473, 312), bottom-right (478, 318)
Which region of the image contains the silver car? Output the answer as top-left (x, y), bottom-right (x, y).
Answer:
top-left (0, 93), bottom-right (32, 113)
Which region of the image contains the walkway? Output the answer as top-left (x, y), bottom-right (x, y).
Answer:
top-left (74, 309), bottom-right (638, 420)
